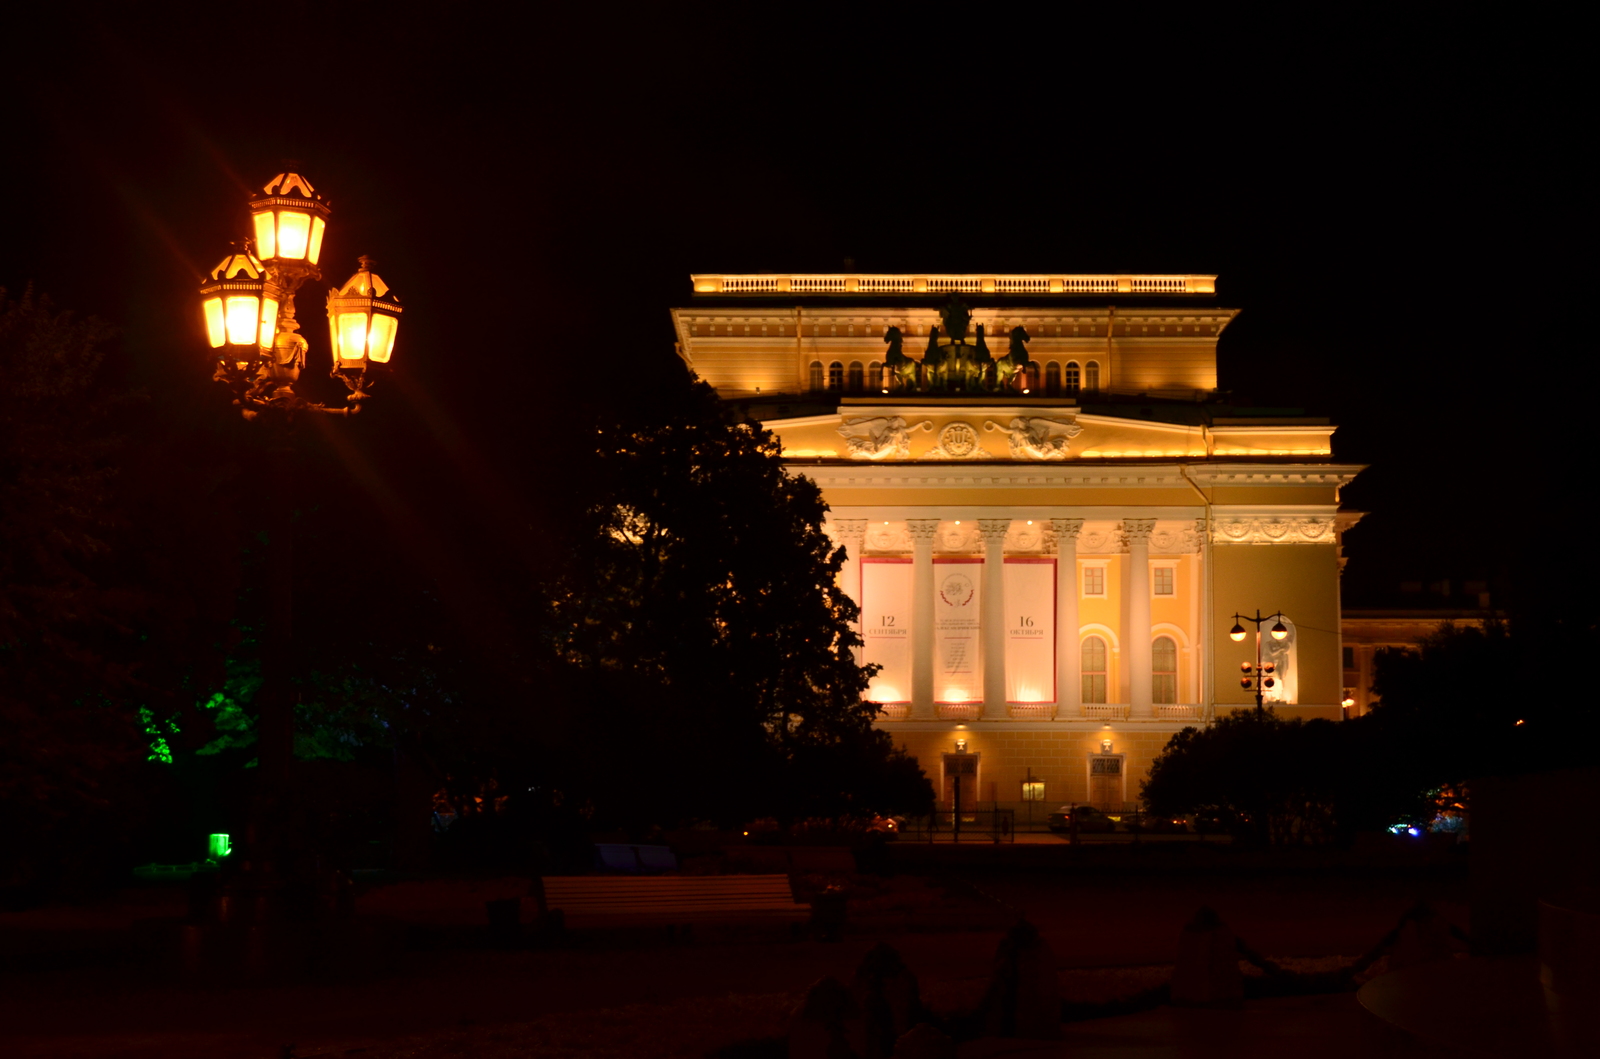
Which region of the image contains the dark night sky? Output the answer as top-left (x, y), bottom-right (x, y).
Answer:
top-left (3, 7), bottom-right (1586, 614)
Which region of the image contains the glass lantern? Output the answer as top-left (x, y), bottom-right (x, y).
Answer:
top-left (249, 171), bottom-right (330, 270)
top-left (326, 256), bottom-right (401, 371)
top-left (199, 247), bottom-right (275, 356)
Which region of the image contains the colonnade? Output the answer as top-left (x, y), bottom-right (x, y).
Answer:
top-left (833, 516), bottom-right (1193, 721)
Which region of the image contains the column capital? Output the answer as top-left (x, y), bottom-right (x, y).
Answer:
top-left (976, 518), bottom-right (1011, 543)
top-left (1121, 518), bottom-right (1156, 546)
top-left (906, 518), bottom-right (940, 544)
top-left (827, 518), bottom-right (867, 545)
top-left (1050, 518), bottom-right (1084, 549)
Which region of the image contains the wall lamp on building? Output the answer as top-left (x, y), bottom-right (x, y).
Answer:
top-left (202, 170), bottom-right (401, 417)
top-left (1230, 610), bottom-right (1288, 711)
top-left (954, 738), bottom-right (968, 753)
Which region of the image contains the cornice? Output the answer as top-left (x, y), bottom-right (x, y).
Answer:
top-left (797, 464), bottom-right (1359, 490)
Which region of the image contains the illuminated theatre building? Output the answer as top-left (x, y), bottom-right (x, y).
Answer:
top-left (672, 275), bottom-right (1364, 814)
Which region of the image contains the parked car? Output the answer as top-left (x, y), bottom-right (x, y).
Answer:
top-left (1047, 804), bottom-right (1118, 834)
top-left (1123, 811), bottom-right (1190, 834)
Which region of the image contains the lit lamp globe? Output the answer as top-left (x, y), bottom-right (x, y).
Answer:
top-left (326, 256), bottom-right (401, 374)
top-left (199, 246), bottom-right (274, 366)
top-left (249, 171), bottom-right (330, 279)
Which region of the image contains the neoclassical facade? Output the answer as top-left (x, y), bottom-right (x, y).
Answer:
top-left (673, 274), bottom-right (1364, 813)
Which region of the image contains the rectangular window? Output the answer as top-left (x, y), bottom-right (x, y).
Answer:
top-left (1021, 781), bottom-right (1045, 802)
top-left (1153, 567), bottom-right (1174, 595)
top-left (1082, 674), bottom-right (1107, 703)
top-left (1343, 646), bottom-right (1356, 669)
top-left (1082, 566), bottom-right (1105, 596)
top-left (1153, 673), bottom-right (1177, 704)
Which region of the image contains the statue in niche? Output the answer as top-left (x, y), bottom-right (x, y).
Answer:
top-left (883, 326), bottom-right (919, 391)
top-left (1262, 619), bottom-right (1298, 704)
top-left (838, 415), bottom-right (917, 459)
top-left (995, 326), bottom-right (1031, 391)
top-left (984, 415), bottom-right (1083, 460)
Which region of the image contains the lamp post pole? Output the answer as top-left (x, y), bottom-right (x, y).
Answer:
top-left (1229, 610), bottom-right (1287, 713)
top-left (200, 168), bottom-right (402, 885)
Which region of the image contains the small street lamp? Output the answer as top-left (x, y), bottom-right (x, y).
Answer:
top-left (1230, 610), bottom-right (1288, 712)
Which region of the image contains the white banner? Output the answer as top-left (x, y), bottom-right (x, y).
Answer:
top-left (1004, 558), bottom-right (1056, 703)
top-left (934, 558), bottom-right (983, 703)
top-left (861, 559), bottom-right (912, 702)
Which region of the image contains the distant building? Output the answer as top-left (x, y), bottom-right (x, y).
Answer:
top-left (1340, 608), bottom-right (1490, 716)
top-left (672, 273), bottom-right (1365, 813)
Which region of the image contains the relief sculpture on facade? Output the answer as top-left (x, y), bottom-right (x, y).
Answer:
top-left (984, 416), bottom-right (1083, 460)
top-left (837, 415), bottom-right (927, 459)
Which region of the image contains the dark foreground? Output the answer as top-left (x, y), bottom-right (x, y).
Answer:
top-left (1, 840), bottom-right (1469, 1058)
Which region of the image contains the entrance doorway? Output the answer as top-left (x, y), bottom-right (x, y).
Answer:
top-left (942, 752), bottom-right (979, 812)
top-left (1088, 754), bottom-right (1123, 811)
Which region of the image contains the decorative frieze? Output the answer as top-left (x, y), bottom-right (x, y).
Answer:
top-left (923, 421), bottom-right (995, 460)
top-left (838, 415), bottom-right (929, 460)
top-left (1077, 525), bottom-right (1125, 555)
top-left (1212, 516), bottom-right (1337, 545)
top-left (982, 416), bottom-right (1083, 460)
top-left (1149, 519), bottom-right (1203, 554)
top-left (864, 521), bottom-right (912, 553)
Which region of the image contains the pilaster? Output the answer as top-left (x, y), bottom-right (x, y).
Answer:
top-left (1124, 518), bottom-right (1155, 718)
top-left (907, 519), bottom-right (939, 721)
top-left (978, 519), bottom-right (1010, 719)
top-left (1052, 518), bottom-right (1082, 720)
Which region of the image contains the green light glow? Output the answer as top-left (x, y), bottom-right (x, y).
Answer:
top-left (208, 833), bottom-right (232, 859)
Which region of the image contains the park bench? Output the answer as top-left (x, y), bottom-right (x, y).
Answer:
top-left (534, 873), bottom-right (810, 931)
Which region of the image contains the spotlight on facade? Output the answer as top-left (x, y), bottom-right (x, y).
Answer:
top-left (954, 738), bottom-right (968, 752)
top-left (1100, 739), bottom-right (1113, 753)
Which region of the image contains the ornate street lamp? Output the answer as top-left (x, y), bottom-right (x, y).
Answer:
top-left (1231, 610), bottom-right (1288, 712)
top-left (203, 169), bottom-right (399, 416)
top-left (326, 256), bottom-right (402, 406)
top-left (199, 245), bottom-right (274, 364)
top-left (192, 169), bottom-right (405, 921)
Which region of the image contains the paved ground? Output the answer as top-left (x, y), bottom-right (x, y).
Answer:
top-left (0, 845), bottom-right (1469, 1058)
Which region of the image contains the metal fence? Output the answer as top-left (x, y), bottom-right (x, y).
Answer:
top-left (898, 808), bottom-right (1016, 843)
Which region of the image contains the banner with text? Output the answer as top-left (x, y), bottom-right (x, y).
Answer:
top-left (861, 559), bottom-right (912, 702)
top-left (934, 558), bottom-right (983, 703)
top-left (1004, 558), bottom-right (1056, 703)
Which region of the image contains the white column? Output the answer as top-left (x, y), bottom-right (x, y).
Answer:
top-left (1053, 518), bottom-right (1082, 720)
top-left (907, 519), bottom-right (939, 720)
top-left (978, 519), bottom-right (1010, 719)
top-left (830, 519), bottom-right (867, 661)
top-left (1124, 519), bottom-right (1155, 717)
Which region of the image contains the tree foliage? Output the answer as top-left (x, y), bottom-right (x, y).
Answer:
top-left (1141, 710), bottom-right (1342, 844)
top-left (541, 378), bottom-right (932, 825)
top-left (0, 288), bottom-right (150, 894)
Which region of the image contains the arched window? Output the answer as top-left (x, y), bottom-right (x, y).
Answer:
top-left (847, 361), bottom-right (864, 393)
top-left (1045, 362), bottom-right (1061, 396)
top-left (827, 361), bottom-right (844, 391)
top-left (1024, 363), bottom-right (1040, 393)
top-left (1084, 360), bottom-right (1100, 391)
top-left (1152, 636), bottom-right (1178, 704)
top-left (868, 361), bottom-right (882, 391)
top-left (1064, 361), bottom-right (1081, 394)
top-left (809, 361), bottom-right (824, 392)
top-left (1082, 636), bottom-right (1108, 704)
